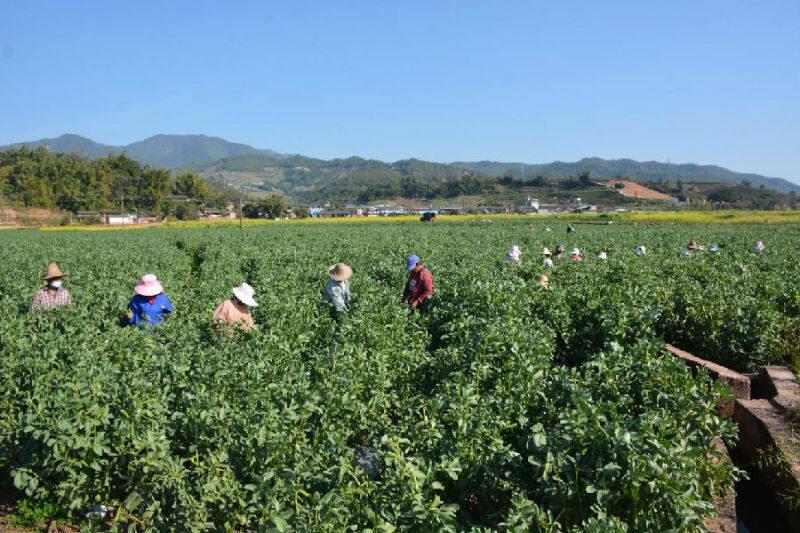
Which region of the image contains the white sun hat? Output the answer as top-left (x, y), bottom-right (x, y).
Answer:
top-left (232, 282), bottom-right (258, 307)
top-left (635, 245), bottom-right (647, 255)
top-left (597, 251), bottom-right (608, 260)
top-left (570, 248), bottom-right (581, 256)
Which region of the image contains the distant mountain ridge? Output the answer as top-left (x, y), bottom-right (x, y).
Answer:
top-left (2, 133), bottom-right (797, 194)
top-left (0, 133), bottom-right (284, 169)
top-left (454, 158), bottom-right (800, 194)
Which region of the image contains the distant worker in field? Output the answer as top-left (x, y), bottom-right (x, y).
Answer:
top-left (324, 263), bottom-right (352, 312)
top-left (213, 282), bottom-right (258, 331)
top-left (554, 244), bottom-right (565, 258)
top-left (570, 248), bottom-right (583, 262)
top-left (537, 274), bottom-right (550, 291)
top-left (402, 255), bottom-right (433, 311)
top-left (635, 245), bottom-right (647, 256)
top-left (542, 248), bottom-right (554, 268)
top-left (597, 251), bottom-right (608, 261)
top-left (751, 240), bottom-right (765, 254)
top-left (506, 245), bottom-right (522, 265)
top-left (681, 241), bottom-right (700, 256)
top-left (710, 243), bottom-right (720, 253)
top-left (567, 224), bottom-right (576, 234)
top-left (125, 274), bottom-right (173, 327)
top-left (30, 263), bottom-right (72, 311)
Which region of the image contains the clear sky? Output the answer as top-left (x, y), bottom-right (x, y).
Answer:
top-left (1, 1), bottom-right (798, 180)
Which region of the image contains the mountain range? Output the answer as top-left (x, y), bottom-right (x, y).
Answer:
top-left (0, 133), bottom-right (284, 169)
top-left (2, 133), bottom-right (797, 196)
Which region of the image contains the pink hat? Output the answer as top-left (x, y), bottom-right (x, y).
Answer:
top-left (134, 274), bottom-right (164, 296)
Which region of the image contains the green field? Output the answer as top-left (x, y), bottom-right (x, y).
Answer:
top-left (2, 220), bottom-right (797, 530)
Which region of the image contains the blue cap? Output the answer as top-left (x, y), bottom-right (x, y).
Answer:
top-left (406, 255), bottom-right (420, 271)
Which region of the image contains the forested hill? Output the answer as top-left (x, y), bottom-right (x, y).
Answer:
top-left (196, 152), bottom-right (800, 198)
top-left (2, 146), bottom-right (797, 211)
top-left (3, 133), bottom-right (798, 194)
top-left (0, 134), bottom-right (284, 169)
top-left (455, 158), bottom-right (799, 194)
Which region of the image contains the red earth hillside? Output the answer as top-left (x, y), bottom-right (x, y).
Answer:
top-left (601, 180), bottom-right (679, 202)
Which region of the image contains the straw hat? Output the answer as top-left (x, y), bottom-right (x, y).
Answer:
top-left (570, 248), bottom-right (581, 256)
top-left (537, 274), bottom-right (550, 289)
top-left (328, 263), bottom-right (353, 282)
top-left (232, 282), bottom-right (258, 307)
top-left (541, 247), bottom-right (552, 256)
top-left (42, 262), bottom-right (68, 280)
top-left (687, 241), bottom-right (699, 250)
top-left (134, 274), bottom-right (164, 297)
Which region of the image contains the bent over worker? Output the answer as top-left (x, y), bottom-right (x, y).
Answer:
top-left (125, 274), bottom-right (173, 328)
top-left (213, 282), bottom-right (257, 331)
top-left (324, 263), bottom-right (352, 311)
top-left (401, 255), bottom-right (434, 310)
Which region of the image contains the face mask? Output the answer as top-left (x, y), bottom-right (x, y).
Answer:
top-left (49, 279), bottom-right (62, 288)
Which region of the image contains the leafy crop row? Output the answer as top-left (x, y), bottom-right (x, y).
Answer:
top-left (1, 220), bottom-right (796, 530)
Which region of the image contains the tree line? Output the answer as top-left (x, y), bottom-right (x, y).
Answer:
top-left (0, 146), bottom-right (224, 214)
top-left (307, 170), bottom-right (597, 203)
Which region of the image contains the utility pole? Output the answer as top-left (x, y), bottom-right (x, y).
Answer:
top-left (239, 188), bottom-right (243, 231)
top-left (121, 194), bottom-right (125, 228)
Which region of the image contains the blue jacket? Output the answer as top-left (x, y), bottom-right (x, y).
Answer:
top-left (127, 293), bottom-right (174, 327)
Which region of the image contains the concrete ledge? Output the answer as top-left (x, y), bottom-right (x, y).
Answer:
top-left (704, 437), bottom-right (737, 533)
top-left (733, 366), bottom-right (800, 532)
top-left (664, 344), bottom-right (751, 417)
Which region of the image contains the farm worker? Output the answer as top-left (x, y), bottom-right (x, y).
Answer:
top-left (125, 274), bottom-right (173, 327)
top-left (635, 245), bottom-right (647, 256)
top-left (567, 224), bottom-right (576, 234)
top-left (597, 251), bottom-right (608, 261)
top-left (681, 241), bottom-right (700, 256)
top-left (710, 244), bottom-right (720, 253)
top-left (324, 263), bottom-right (352, 311)
top-left (506, 245), bottom-right (522, 265)
top-left (537, 275), bottom-right (550, 291)
top-left (554, 244), bottom-right (565, 258)
top-left (570, 248), bottom-right (583, 262)
top-left (542, 248), bottom-right (554, 268)
top-left (402, 255), bottom-right (434, 310)
top-left (751, 240), bottom-right (765, 254)
top-left (30, 263), bottom-right (72, 311)
top-left (213, 283), bottom-right (257, 331)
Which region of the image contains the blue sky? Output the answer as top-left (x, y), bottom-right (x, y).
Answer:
top-left (1, 1), bottom-right (798, 180)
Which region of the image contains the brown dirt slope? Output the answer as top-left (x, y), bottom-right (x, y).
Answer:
top-left (602, 180), bottom-right (678, 202)
top-left (0, 207), bottom-right (64, 227)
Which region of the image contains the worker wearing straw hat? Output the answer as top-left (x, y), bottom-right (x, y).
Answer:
top-left (569, 248), bottom-right (583, 262)
top-left (542, 248), bottom-right (554, 268)
top-left (681, 240), bottom-right (701, 256)
top-left (537, 274), bottom-right (550, 291)
top-left (506, 245), bottom-right (522, 265)
top-left (125, 274), bottom-right (173, 327)
top-left (213, 283), bottom-right (258, 331)
top-left (324, 263), bottom-right (353, 312)
top-left (30, 263), bottom-right (72, 311)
